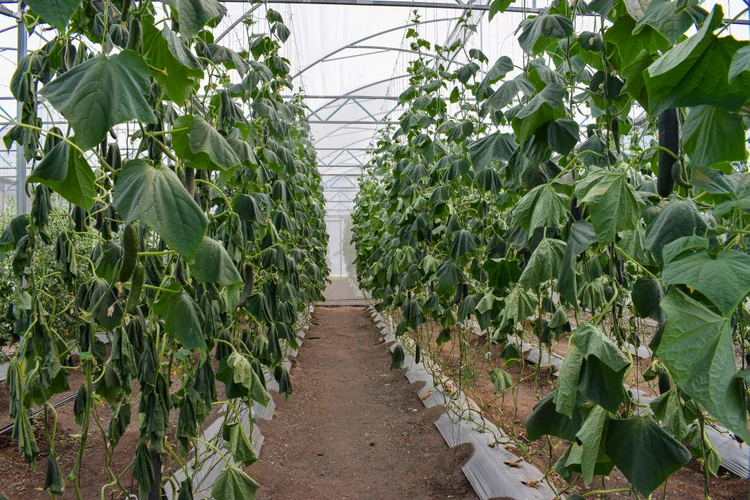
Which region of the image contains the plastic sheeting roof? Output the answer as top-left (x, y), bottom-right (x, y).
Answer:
top-left (0, 0), bottom-right (747, 214)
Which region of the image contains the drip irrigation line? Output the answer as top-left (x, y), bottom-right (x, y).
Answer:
top-left (0, 391), bottom-right (79, 435)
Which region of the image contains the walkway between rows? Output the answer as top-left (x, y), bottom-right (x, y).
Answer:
top-left (248, 305), bottom-right (477, 500)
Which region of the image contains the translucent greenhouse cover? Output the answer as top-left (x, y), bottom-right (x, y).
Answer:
top-left (0, 0), bottom-right (746, 275)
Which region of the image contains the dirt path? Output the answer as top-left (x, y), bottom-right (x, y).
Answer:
top-left (248, 306), bottom-right (477, 500)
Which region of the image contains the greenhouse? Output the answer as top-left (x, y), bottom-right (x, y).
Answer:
top-left (0, 0), bottom-right (748, 498)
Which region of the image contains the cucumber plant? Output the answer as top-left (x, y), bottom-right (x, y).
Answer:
top-left (1, 1), bottom-right (330, 498)
top-left (353, 4), bottom-right (750, 497)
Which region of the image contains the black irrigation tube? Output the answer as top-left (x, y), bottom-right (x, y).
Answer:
top-left (0, 391), bottom-right (78, 435)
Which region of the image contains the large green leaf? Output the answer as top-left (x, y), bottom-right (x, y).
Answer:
top-left (173, 115), bottom-right (241, 171)
top-left (514, 183), bottom-right (568, 236)
top-left (512, 84), bottom-right (565, 144)
top-left (682, 105), bottom-right (747, 168)
top-left (190, 237), bottom-right (242, 285)
top-left (112, 160), bottom-right (208, 258)
top-left (41, 50), bottom-right (156, 150)
top-left (27, 140), bottom-right (96, 209)
top-left (211, 465), bottom-right (259, 500)
top-left (163, 0), bottom-right (227, 38)
top-left (468, 132), bottom-right (516, 169)
top-left (644, 6), bottom-right (750, 115)
top-left (142, 16), bottom-right (203, 105)
top-left (26, 0), bottom-right (80, 31)
top-left (575, 168), bottom-right (641, 243)
top-left (662, 250), bottom-right (750, 314)
top-left (658, 290), bottom-right (749, 441)
top-left (604, 416), bottom-right (691, 496)
top-left (519, 237), bottom-right (566, 288)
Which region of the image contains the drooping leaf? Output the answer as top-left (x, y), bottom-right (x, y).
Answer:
top-left (605, 13), bottom-right (670, 67)
top-left (514, 183), bottom-right (569, 236)
top-left (604, 416), bottom-right (691, 496)
top-left (164, 289), bottom-right (205, 350)
top-left (113, 160), bottom-right (208, 258)
top-left (488, 368), bottom-right (513, 393)
top-left (650, 387), bottom-right (695, 440)
top-left (547, 119), bottom-right (579, 155)
top-left (450, 230), bottom-right (476, 259)
top-left (211, 465), bottom-right (259, 500)
top-left (635, 0), bottom-right (702, 45)
top-left (519, 13), bottom-right (574, 55)
top-left (658, 290), bottom-right (749, 441)
top-left (27, 140), bottom-right (96, 210)
top-left (486, 76), bottom-right (535, 110)
top-left (41, 50), bottom-right (157, 150)
top-left (557, 221), bottom-right (597, 305)
top-left (435, 260), bottom-right (464, 290)
top-left (512, 84), bottom-right (566, 144)
top-left (25, 0), bottom-right (80, 31)
top-left (630, 277), bottom-right (665, 322)
top-left (163, 0), bottom-right (227, 38)
top-left (172, 115), bottom-right (242, 171)
top-left (468, 132), bottom-right (516, 169)
top-left (527, 392), bottom-right (581, 441)
top-left (488, 0), bottom-right (516, 21)
top-left (142, 16), bottom-right (203, 105)
top-left (476, 56), bottom-right (514, 97)
top-left (644, 199), bottom-right (707, 266)
top-left (576, 405), bottom-right (609, 485)
top-left (519, 238), bottom-right (566, 288)
top-left (575, 168), bottom-right (641, 243)
top-left (190, 237), bottom-right (242, 286)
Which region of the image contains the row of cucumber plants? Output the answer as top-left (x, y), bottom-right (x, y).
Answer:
top-left (352, 3), bottom-right (750, 497)
top-left (0, 0), bottom-right (330, 498)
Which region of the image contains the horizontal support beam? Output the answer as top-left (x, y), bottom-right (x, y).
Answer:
top-left (316, 147), bottom-right (371, 151)
top-left (214, 0), bottom-right (750, 26)
top-left (218, 0), bottom-right (541, 12)
top-left (283, 94), bottom-right (400, 101)
top-left (309, 120), bottom-right (396, 125)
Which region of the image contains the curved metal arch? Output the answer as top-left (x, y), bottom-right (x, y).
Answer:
top-left (292, 17), bottom-right (459, 78)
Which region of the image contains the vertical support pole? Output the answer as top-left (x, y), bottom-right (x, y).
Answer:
top-left (15, 17), bottom-right (27, 216)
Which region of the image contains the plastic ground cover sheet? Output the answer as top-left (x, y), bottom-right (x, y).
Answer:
top-left (371, 305), bottom-right (558, 500)
top-left (164, 306), bottom-right (313, 498)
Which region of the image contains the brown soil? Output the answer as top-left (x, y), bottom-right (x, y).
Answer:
top-left (248, 306), bottom-right (477, 500)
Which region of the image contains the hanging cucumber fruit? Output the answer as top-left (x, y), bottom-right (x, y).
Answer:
top-left (657, 109), bottom-right (678, 198)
